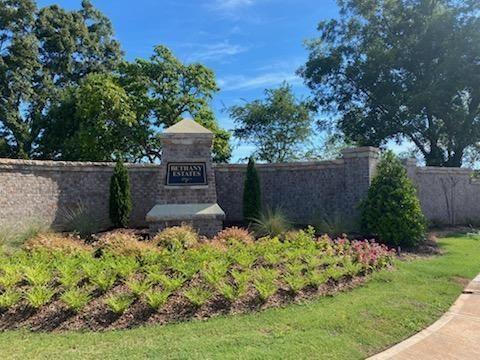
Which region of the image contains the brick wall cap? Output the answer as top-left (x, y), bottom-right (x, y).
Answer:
top-left (146, 203), bottom-right (225, 221)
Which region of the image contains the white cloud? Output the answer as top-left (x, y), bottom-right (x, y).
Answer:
top-left (189, 41), bottom-right (248, 62)
top-left (218, 72), bottom-right (302, 91)
top-left (211, 0), bottom-right (255, 11)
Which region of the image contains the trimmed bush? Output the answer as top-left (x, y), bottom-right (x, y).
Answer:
top-left (361, 151), bottom-right (426, 248)
top-left (153, 225), bottom-right (199, 251)
top-left (243, 156), bottom-right (261, 222)
top-left (212, 227), bottom-right (254, 247)
top-left (109, 159), bottom-right (132, 228)
top-left (96, 233), bottom-right (157, 257)
top-left (23, 233), bottom-right (92, 254)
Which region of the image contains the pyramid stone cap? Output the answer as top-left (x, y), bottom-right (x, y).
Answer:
top-left (163, 119), bottom-right (213, 138)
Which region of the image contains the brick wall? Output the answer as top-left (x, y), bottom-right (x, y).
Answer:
top-left (5, 147), bottom-right (477, 230)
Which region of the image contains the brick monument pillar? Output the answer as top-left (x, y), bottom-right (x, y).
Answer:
top-left (146, 119), bottom-right (225, 237)
top-left (342, 147), bottom-right (380, 217)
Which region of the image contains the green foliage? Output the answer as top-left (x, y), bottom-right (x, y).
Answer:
top-left (231, 83), bottom-right (314, 162)
top-left (361, 151), bottom-right (426, 248)
top-left (57, 260), bottom-right (84, 289)
top-left (109, 256), bottom-right (139, 279)
top-left (105, 293), bottom-right (134, 314)
top-left (41, 74), bottom-right (137, 162)
top-left (0, 0), bottom-right (121, 159)
top-left (119, 45), bottom-right (231, 163)
top-left (109, 159), bottom-right (132, 228)
top-left (183, 287), bottom-right (213, 307)
top-left (300, 0), bottom-right (480, 167)
top-left (231, 270), bottom-right (250, 298)
top-left (89, 269), bottom-right (117, 293)
top-left (252, 268), bottom-right (279, 301)
top-left (25, 286), bottom-right (55, 308)
top-left (60, 288), bottom-right (91, 312)
top-left (143, 289), bottom-right (171, 310)
top-left (0, 265), bottom-right (23, 288)
top-left (243, 157), bottom-right (262, 222)
top-left (23, 265), bottom-right (52, 286)
top-left (251, 208), bottom-right (291, 237)
top-left (0, 289), bottom-right (22, 310)
top-left (125, 277), bottom-right (151, 298)
top-left (201, 260), bottom-right (229, 286)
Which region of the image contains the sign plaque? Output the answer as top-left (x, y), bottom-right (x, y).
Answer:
top-left (166, 162), bottom-right (207, 186)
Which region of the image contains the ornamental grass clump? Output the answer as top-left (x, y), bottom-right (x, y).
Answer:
top-left (361, 151), bottom-right (426, 248)
top-left (25, 286), bottom-right (55, 308)
top-left (251, 208), bottom-right (291, 237)
top-left (153, 225), bottom-right (199, 251)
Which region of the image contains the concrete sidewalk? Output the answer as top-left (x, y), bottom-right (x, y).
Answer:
top-left (369, 274), bottom-right (480, 360)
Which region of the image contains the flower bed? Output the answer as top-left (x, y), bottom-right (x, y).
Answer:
top-left (0, 227), bottom-right (394, 331)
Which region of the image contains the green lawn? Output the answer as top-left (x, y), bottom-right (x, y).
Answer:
top-left (1, 235), bottom-right (479, 360)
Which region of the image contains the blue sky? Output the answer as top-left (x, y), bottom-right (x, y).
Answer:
top-left (37, 0), bottom-right (341, 161)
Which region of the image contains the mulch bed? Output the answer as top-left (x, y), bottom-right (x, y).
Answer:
top-left (0, 275), bottom-right (370, 332)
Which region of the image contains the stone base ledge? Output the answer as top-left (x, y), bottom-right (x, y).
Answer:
top-left (146, 203), bottom-right (225, 222)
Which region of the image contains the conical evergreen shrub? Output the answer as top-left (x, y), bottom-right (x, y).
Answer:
top-left (109, 159), bottom-right (132, 228)
top-left (361, 151), bottom-right (426, 248)
top-left (243, 156), bottom-right (261, 222)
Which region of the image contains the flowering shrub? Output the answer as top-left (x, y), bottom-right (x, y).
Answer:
top-left (212, 227), bottom-right (254, 247)
top-left (153, 224), bottom-right (199, 251)
top-left (96, 233), bottom-right (157, 257)
top-left (23, 233), bottom-right (92, 254)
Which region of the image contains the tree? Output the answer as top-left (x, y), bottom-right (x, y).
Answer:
top-left (39, 73), bottom-right (141, 161)
top-left (109, 159), bottom-right (132, 228)
top-left (243, 157), bottom-right (262, 222)
top-left (230, 83), bottom-right (314, 163)
top-left (300, 0), bottom-right (480, 167)
top-left (0, 0), bottom-right (122, 159)
top-left (361, 151), bottom-right (426, 248)
top-left (120, 45), bottom-right (232, 163)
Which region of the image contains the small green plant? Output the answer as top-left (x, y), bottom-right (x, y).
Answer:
top-left (0, 289), bottom-right (22, 309)
top-left (215, 281), bottom-right (237, 301)
top-left (251, 208), bottom-right (291, 237)
top-left (90, 270), bottom-right (117, 293)
top-left (25, 286), bottom-right (55, 308)
top-left (324, 266), bottom-right (344, 282)
top-left (183, 287), bottom-right (213, 307)
top-left (60, 288), bottom-right (91, 312)
top-left (143, 289), bottom-right (171, 310)
top-left (109, 159), bottom-right (132, 228)
top-left (109, 255), bottom-right (139, 279)
top-left (0, 265), bottom-right (23, 288)
top-left (23, 265), bottom-right (52, 286)
top-left (105, 293), bottom-right (134, 314)
top-left (157, 274), bottom-right (185, 292)
top-left (252, 268), bottom-right (279, 301)
top-left (361, 151), bottom-right (426, 248)
top-left (232, 269), bottom-right (251, 298)
top-left (125, 277), bottom-right (151, 297)
top-left (243, 156), bottom-right (262, 223)
top-left (201, 260), bottom-right (230, 286)
top-left (229, 248), bottom-right (256, 269)
top-left (57, 260), bottom-right (84, 288)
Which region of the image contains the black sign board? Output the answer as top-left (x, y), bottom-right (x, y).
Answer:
top-left (166, 162), bottom-right (207, 186)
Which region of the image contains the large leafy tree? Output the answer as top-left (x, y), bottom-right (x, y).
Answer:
top-left (120, 46), bottom-right (232, 163)
top-left (230, 83), bottom-right (314, 163)
top-left (300, 0), bottom-right (480, 167)
top-left (0, 0), bottom-right (121, 159)
top-left (39, 73), bottom-right (141, 161)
